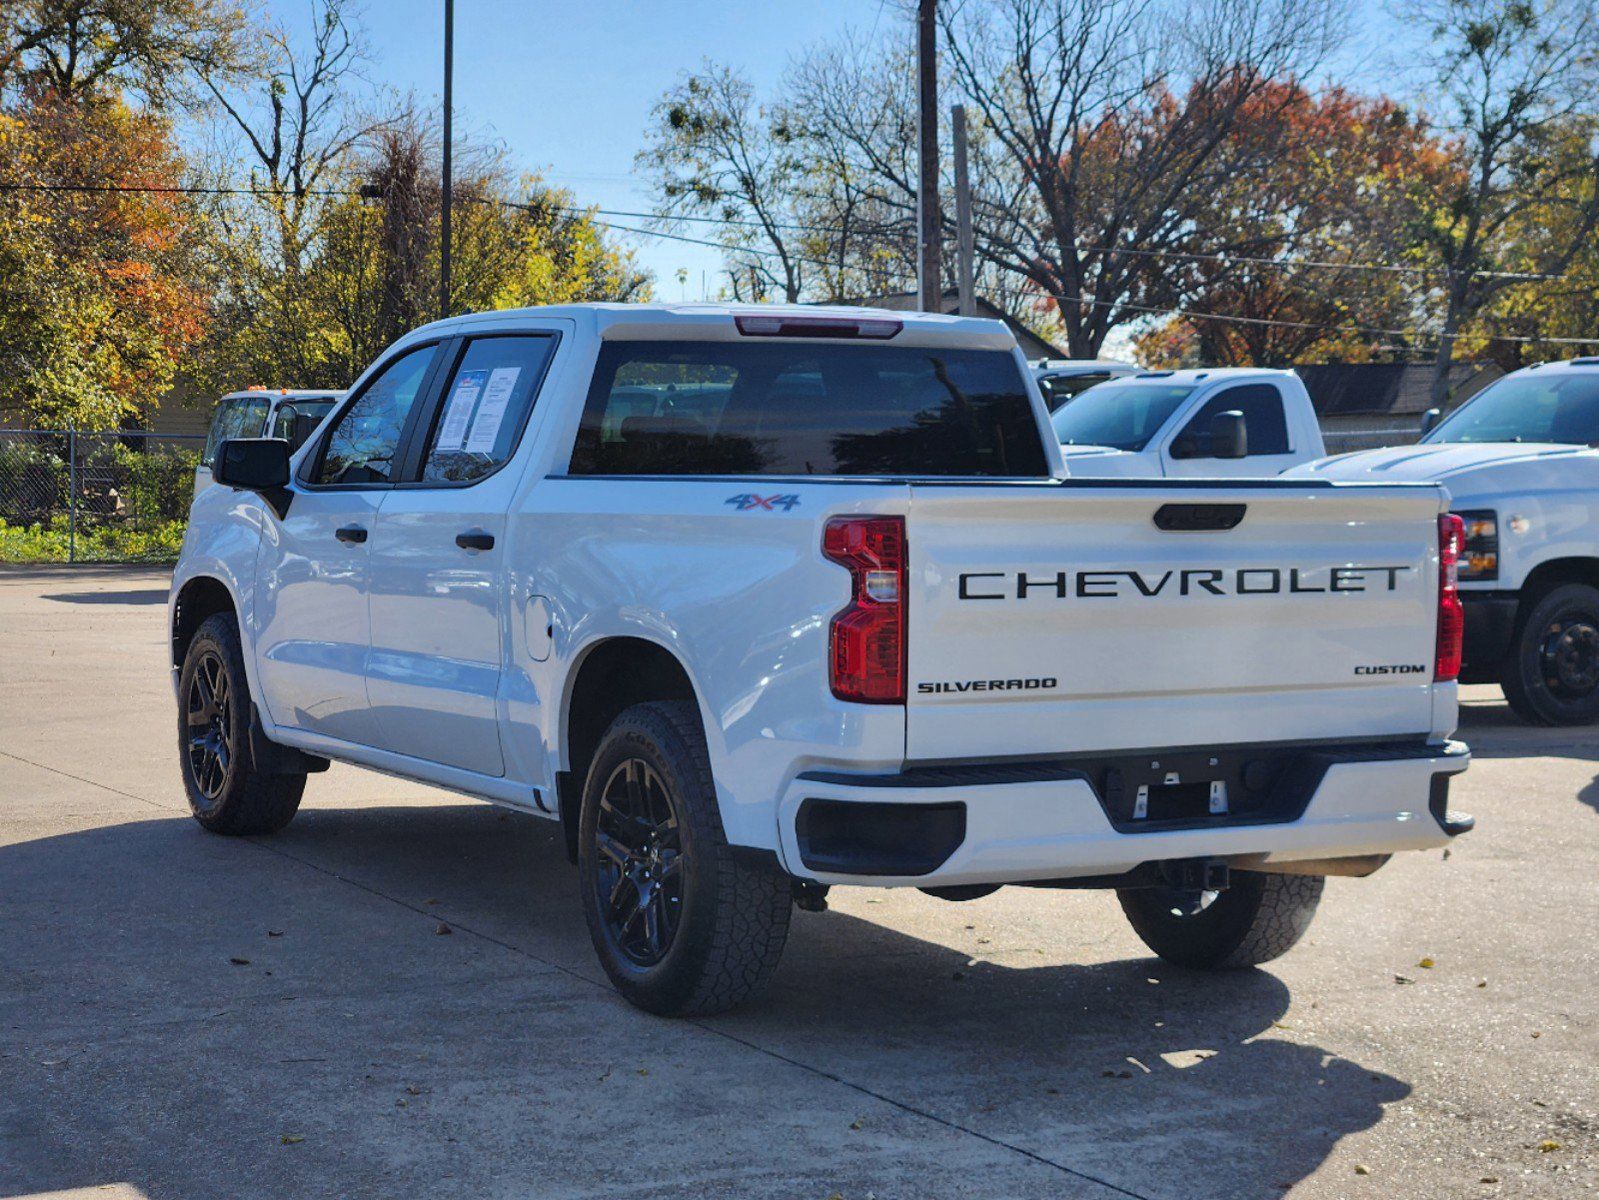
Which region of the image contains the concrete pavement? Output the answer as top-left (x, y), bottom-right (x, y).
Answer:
top-left (0, 566), bottom-right (1594, 1199)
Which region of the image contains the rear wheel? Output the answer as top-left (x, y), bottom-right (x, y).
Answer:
top-left (1501, 583), bottom-right (1599, 726)
top-left (178, 613), bottom-right (304, 835)
top-left (578, 701), bottom-right (791, 1016)
top-left (1118, 871), bottom-right (1323, 969)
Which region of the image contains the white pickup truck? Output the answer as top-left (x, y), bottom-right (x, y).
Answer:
top-left (170, 303), bottom-right (1471, 1016)
top-left (1292, 357), bottom-right (1599, 725)
top-left (195, 389), bottom-right (342, 496)
top-left (1050, 367), bottom-right (1326, 478)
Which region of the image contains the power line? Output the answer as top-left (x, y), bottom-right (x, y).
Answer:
top-left (0, 179), bottom-right (1567, 282)
top-left (3, 178), bottom-right (1591, 347)
top-left (552, 202), bottom-right (1561, 282)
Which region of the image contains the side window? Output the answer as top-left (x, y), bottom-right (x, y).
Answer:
top-left (202, 396), bottom-right (269, 466)
top-left (418, 335), bottom-right (556, 483)
top-left (314, 346), bottom-right (437, 485)
top-left (1178, 384), bottom-right (1290, 456)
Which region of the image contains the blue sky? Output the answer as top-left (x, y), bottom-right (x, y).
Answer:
top-left (257, 0), bottom-right (1410, 307)
top-left (263, 0), bottom-right (894, 298)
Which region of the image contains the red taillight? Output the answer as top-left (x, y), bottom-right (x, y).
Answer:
top-left (1436, 513), bottom-right (1465, 681)
top-left (822, 516), bottom-right (906, 703)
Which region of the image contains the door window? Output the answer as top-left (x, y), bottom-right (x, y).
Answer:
top-left (201, 395), bottom-right (270, 466)
top-left (1174, 384), bottom-right (1290, 457)
top-left (418, 335), bottom-right (557, 483)
top-left (314, 346), bottom-right (437, 485)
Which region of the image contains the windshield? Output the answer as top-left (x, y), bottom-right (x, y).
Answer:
top-left (201, 395), bottom-right (270, 466)
top-left (1425, 372), bottom-right (1599, 445)
top-left (1049, 382), bottom-right (1194, 451)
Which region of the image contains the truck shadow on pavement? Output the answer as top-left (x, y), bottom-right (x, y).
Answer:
top-left (0, 802), bottom-right (1407, 1200)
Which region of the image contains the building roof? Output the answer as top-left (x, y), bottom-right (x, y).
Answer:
top-left (842, 291), bottom-right (1066, 360)
top-left (1296, 362), bottom-right (1503, 417)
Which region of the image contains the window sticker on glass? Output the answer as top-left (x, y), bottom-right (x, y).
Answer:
top-left (464, 367), bottom-right (521, 453)
top-left (437, 369), bottom-right (488, 451)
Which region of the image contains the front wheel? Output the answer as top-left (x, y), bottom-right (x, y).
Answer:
top-left (1118, 871), bottom-right (1323, 969)
top-left (178, 613), bottom-right (304, 835)
top-left (1501, 583), bottom-right (1599, 726)
top-left (577, 701), bottom-right (791, 1016)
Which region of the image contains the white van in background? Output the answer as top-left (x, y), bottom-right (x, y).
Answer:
top-left (1049, 368), bottom-right (1327, 479)
top-left (196, 389), bottom-right (343, 496)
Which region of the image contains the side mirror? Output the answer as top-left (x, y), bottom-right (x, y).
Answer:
top-left (213, 438), bottom-right (292, 517)
top-left (1419, 407), bottom-right (1441, 436)
top-left (1209, 410), bottom-right (1248, 459)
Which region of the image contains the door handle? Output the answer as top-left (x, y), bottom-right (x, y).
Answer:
top-left (455, 530), bottom-right (495, 552)
top-left (335, 524), bottom-right (368, 544)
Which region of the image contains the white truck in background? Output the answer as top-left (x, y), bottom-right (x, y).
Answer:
top-left (171, 303), bottom-right (1471, 1016)
top-left (1031, 358), bottom-right (1139, 410)
top-left (1292, 357), bottom-right (1599, 725)
top-left (195, 389), bottom-right (342, 496)
top-left (1050, 367), bottom-right (1326, 479)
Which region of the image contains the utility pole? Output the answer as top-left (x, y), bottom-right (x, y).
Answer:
top-left (916, 0), bottom-right (941, 313)
top-left (440, 0), bottom-right (454, 322)
top-left (951, 104), bottom-right (975, 316)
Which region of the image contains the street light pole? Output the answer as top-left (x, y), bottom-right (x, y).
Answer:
top-left (916, 0), bottom-right (941, 313)
top-left (440, 0), bottom-right (454, 322)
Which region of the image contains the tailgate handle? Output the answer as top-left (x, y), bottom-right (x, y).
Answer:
top-left (1153, 503), bottom-right (1246, 532)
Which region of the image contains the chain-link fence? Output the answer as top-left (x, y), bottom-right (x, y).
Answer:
top-left (0, 430), bottom-right (202, 563)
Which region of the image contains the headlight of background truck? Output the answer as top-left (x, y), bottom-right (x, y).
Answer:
top-left (1454, 510), bottom-right (1498, 581)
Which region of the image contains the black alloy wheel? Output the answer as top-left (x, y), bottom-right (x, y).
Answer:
top-left (185, 648), bottom-right (234, 801)
top-left (592, 757), bottom-right (686, 966)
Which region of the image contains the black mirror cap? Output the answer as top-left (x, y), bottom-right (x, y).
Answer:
top-left (1419, 407), bottom-right (1442, 436)
top-left (1209, 410), bottom-right (1248, 459)
top-left (214, 438), bottom-right (290, 490)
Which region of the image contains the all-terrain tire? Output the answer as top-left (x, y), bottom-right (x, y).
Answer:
top-left (578, 700), bottom-right (791, 1016)
top-left (1500, 582), bottom-right (1599, 726)
top-left (1118, 871), bottom-right (1323, 969)
top-left (178, 612), bottom-right (304, 835)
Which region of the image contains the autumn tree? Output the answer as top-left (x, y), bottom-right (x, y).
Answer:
top-left (0, 92), bottom-right (206, 427)
top-left (1136, 84), bottom-right (1451, 365)
top-left (1404, 0), bottom-right (1599, 402)
top-left (0, 0), bottom-right (246, 104)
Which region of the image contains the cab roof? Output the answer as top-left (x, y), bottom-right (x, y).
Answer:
top-left (398, 302), bottom-right (1020, 351)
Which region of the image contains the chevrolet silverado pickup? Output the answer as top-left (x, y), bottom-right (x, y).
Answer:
top-left (170, 303), bottom-right (1472, 1016)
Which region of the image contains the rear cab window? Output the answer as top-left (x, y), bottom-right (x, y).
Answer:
top-left (569, 341), bottom-right (1049, 477)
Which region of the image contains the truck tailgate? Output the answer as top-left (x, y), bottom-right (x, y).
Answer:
top-left (905, 482), bottom-right (1445, 762)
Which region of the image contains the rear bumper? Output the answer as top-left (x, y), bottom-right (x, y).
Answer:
top-left (776, 739), bottom-right (1472, 887)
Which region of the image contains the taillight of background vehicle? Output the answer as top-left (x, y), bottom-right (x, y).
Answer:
top-left (1436, 513), bottom-right (1465, 681)
top-left (822, 516), bottom-right (906, 703)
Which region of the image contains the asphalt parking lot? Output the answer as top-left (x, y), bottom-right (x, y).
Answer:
top-left (0, 565), bottom-right (1594, 1200)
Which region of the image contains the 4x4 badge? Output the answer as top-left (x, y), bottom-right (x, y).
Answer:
top-left (726, 493), bottom-right (800, 512)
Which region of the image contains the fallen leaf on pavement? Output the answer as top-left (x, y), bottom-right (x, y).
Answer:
top-left (229, 957), bottom-right (250, 966)
top-left (280, 1135), bottom-right (304, 1145)
top-left (434, 923), bottom-right (452, 936)
top-left (1418, 957), bottom-right (1435, 969)
top-left (1354, 1164), bottom-right (1371, 1175)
